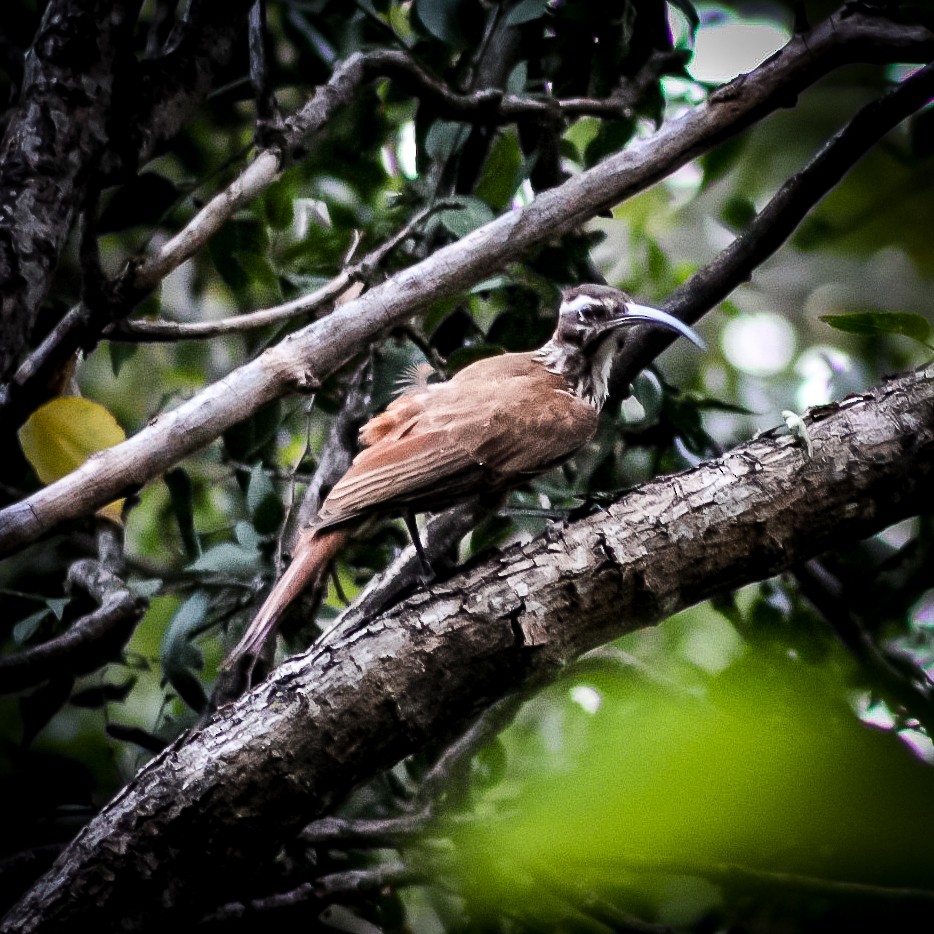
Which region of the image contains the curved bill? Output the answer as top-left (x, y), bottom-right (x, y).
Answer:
top-left (607, 302), bottom-right (706, 350)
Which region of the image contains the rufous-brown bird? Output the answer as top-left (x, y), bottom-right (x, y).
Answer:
top-left (223, 284), bottom-right (702, 682)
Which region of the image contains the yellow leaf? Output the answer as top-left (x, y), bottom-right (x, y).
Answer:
top-left (19, 397), bottom-right (127, 524)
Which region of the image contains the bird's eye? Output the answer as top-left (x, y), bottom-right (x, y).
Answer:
top-left (576, 302), bottom-right (598, 322)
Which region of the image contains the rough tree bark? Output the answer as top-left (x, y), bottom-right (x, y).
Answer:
top-left (0, 0), bottom-right (252, 382)
top-left (0, 0), bottom-right (127, 380)
top-left (4, 366), bottom-right (933, 932)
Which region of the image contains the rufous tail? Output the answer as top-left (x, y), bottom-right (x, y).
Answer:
top-left (225, 527), bottom-right (347, 670)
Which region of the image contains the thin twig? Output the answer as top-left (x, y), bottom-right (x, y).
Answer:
top-left (274, 399), bottom-right (316, 579)
top-left (299, 693), bottom-right (523, 850)
top-left (207, 862), bottom-right (423, 920)
top-left (109, 202), bottom-right (454, 342)
top-left (288, 356), bottom-right (375, 545)
top-left (248, 0), bottom-right (281, 145)
top-left (794, 559), bottom-right (934, 736)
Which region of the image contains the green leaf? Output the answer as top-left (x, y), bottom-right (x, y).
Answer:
top-left (476, 131), bottom-right (524, 210)
top-left (187, 542), bottom-right (262, 577)
top-left (160, 592), bottom-right (210, 712)
top-left (584, 118), bottom-right (636, 166)
top-left (263, 178), bottom-right (295, 230)
top-left (504, 0), bottom-right (548, 27)
top-left (247, 462), bottom-right (283, 535)
top-left (109, 342), bottom-right (137, 377)
top-left (475, 737), bottom-right (508, 788)
top-left (222, 400), bottom-right (283, 460)
top-left (425, 119), bottom-right (471, 163)
top-left (106, 722), bottom-right (166, 753)
top-left (236, 252), bottom-right (281, 301)
top-left (685, 394), bottom-right (754, 416)
top-left (165, 468), bottom-right (200, 561)
top-left (793, 216), bottom-right (835, 250)
top-left (414, 0), bottom-right (477, 47)
top-left (70, 677), bottom-right (137, 708)
top-left (506, 61), bottom-right (528, 95)
top-left (46, 598), bottom-right (69, 620)
top-left (820, 312), bottom-right (933, 347)
top-left (720, 195), bottom-right (757, 231)
top-left (563, 117), bottom-right (601, 162)
top-left (437, 197), bottom-right (496, 238)
top-left (209, 218), bottom-right (269, 291)
top-left (247, 462), bottom-right (275, 514)
top-left (235, 521), bottom-right (259, 550)
top-left (701, 135), bottom-right (747, 188)
top-left (13, 609), bottom-right (50, 645)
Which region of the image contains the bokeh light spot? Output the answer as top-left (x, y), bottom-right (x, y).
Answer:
top-left (690, 21), bottom-right (791, 84)
top-left (721, 312), bottom-right (796, 376)
top-left (570, 685), bottom-right (602, 714)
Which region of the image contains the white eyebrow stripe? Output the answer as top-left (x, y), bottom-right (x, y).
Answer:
top-left (561, 295), bottom-right (597, 314)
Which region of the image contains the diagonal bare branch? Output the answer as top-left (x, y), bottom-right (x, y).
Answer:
top-left (612, 57), bottom-right (934, 387)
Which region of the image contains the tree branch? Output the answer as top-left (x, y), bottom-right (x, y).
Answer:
top-left (4, 367), bottom-right (934, 930)
top-left (108, 202), bottom-right (453, 341)
top-left (0, 524), bottom-right (145, 692)
top-left (0, 0), bottom-right (133, 380)
top-left (1, 7), bottom-right (930, 558)
top-left (611, 56), bottom-right (934, 386)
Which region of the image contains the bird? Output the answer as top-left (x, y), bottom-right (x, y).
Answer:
top-left (220, 284), bottom-right (703, 689)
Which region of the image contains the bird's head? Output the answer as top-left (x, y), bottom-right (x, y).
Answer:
top-left (539, 284), bottom-right (704, 407)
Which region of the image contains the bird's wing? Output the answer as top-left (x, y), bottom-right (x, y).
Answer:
top-left (316, 428), bottom-right (488, 526)
top-left (317, 361), bottom-right (598, 528)
top-left (467, 385), bottom-right (598, 477)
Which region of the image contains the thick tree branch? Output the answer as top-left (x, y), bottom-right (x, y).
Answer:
top-left (0, 1), bottom-right (253, 383)
top-left (4, 367), bottom-right (933, 931)
top-left (0, 0), bottom-right (132, 380)
top-left (1, 7), bottom-right (930, 558)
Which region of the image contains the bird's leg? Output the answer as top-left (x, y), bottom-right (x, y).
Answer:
top-left (404, 510), bottom-right (434, 580)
